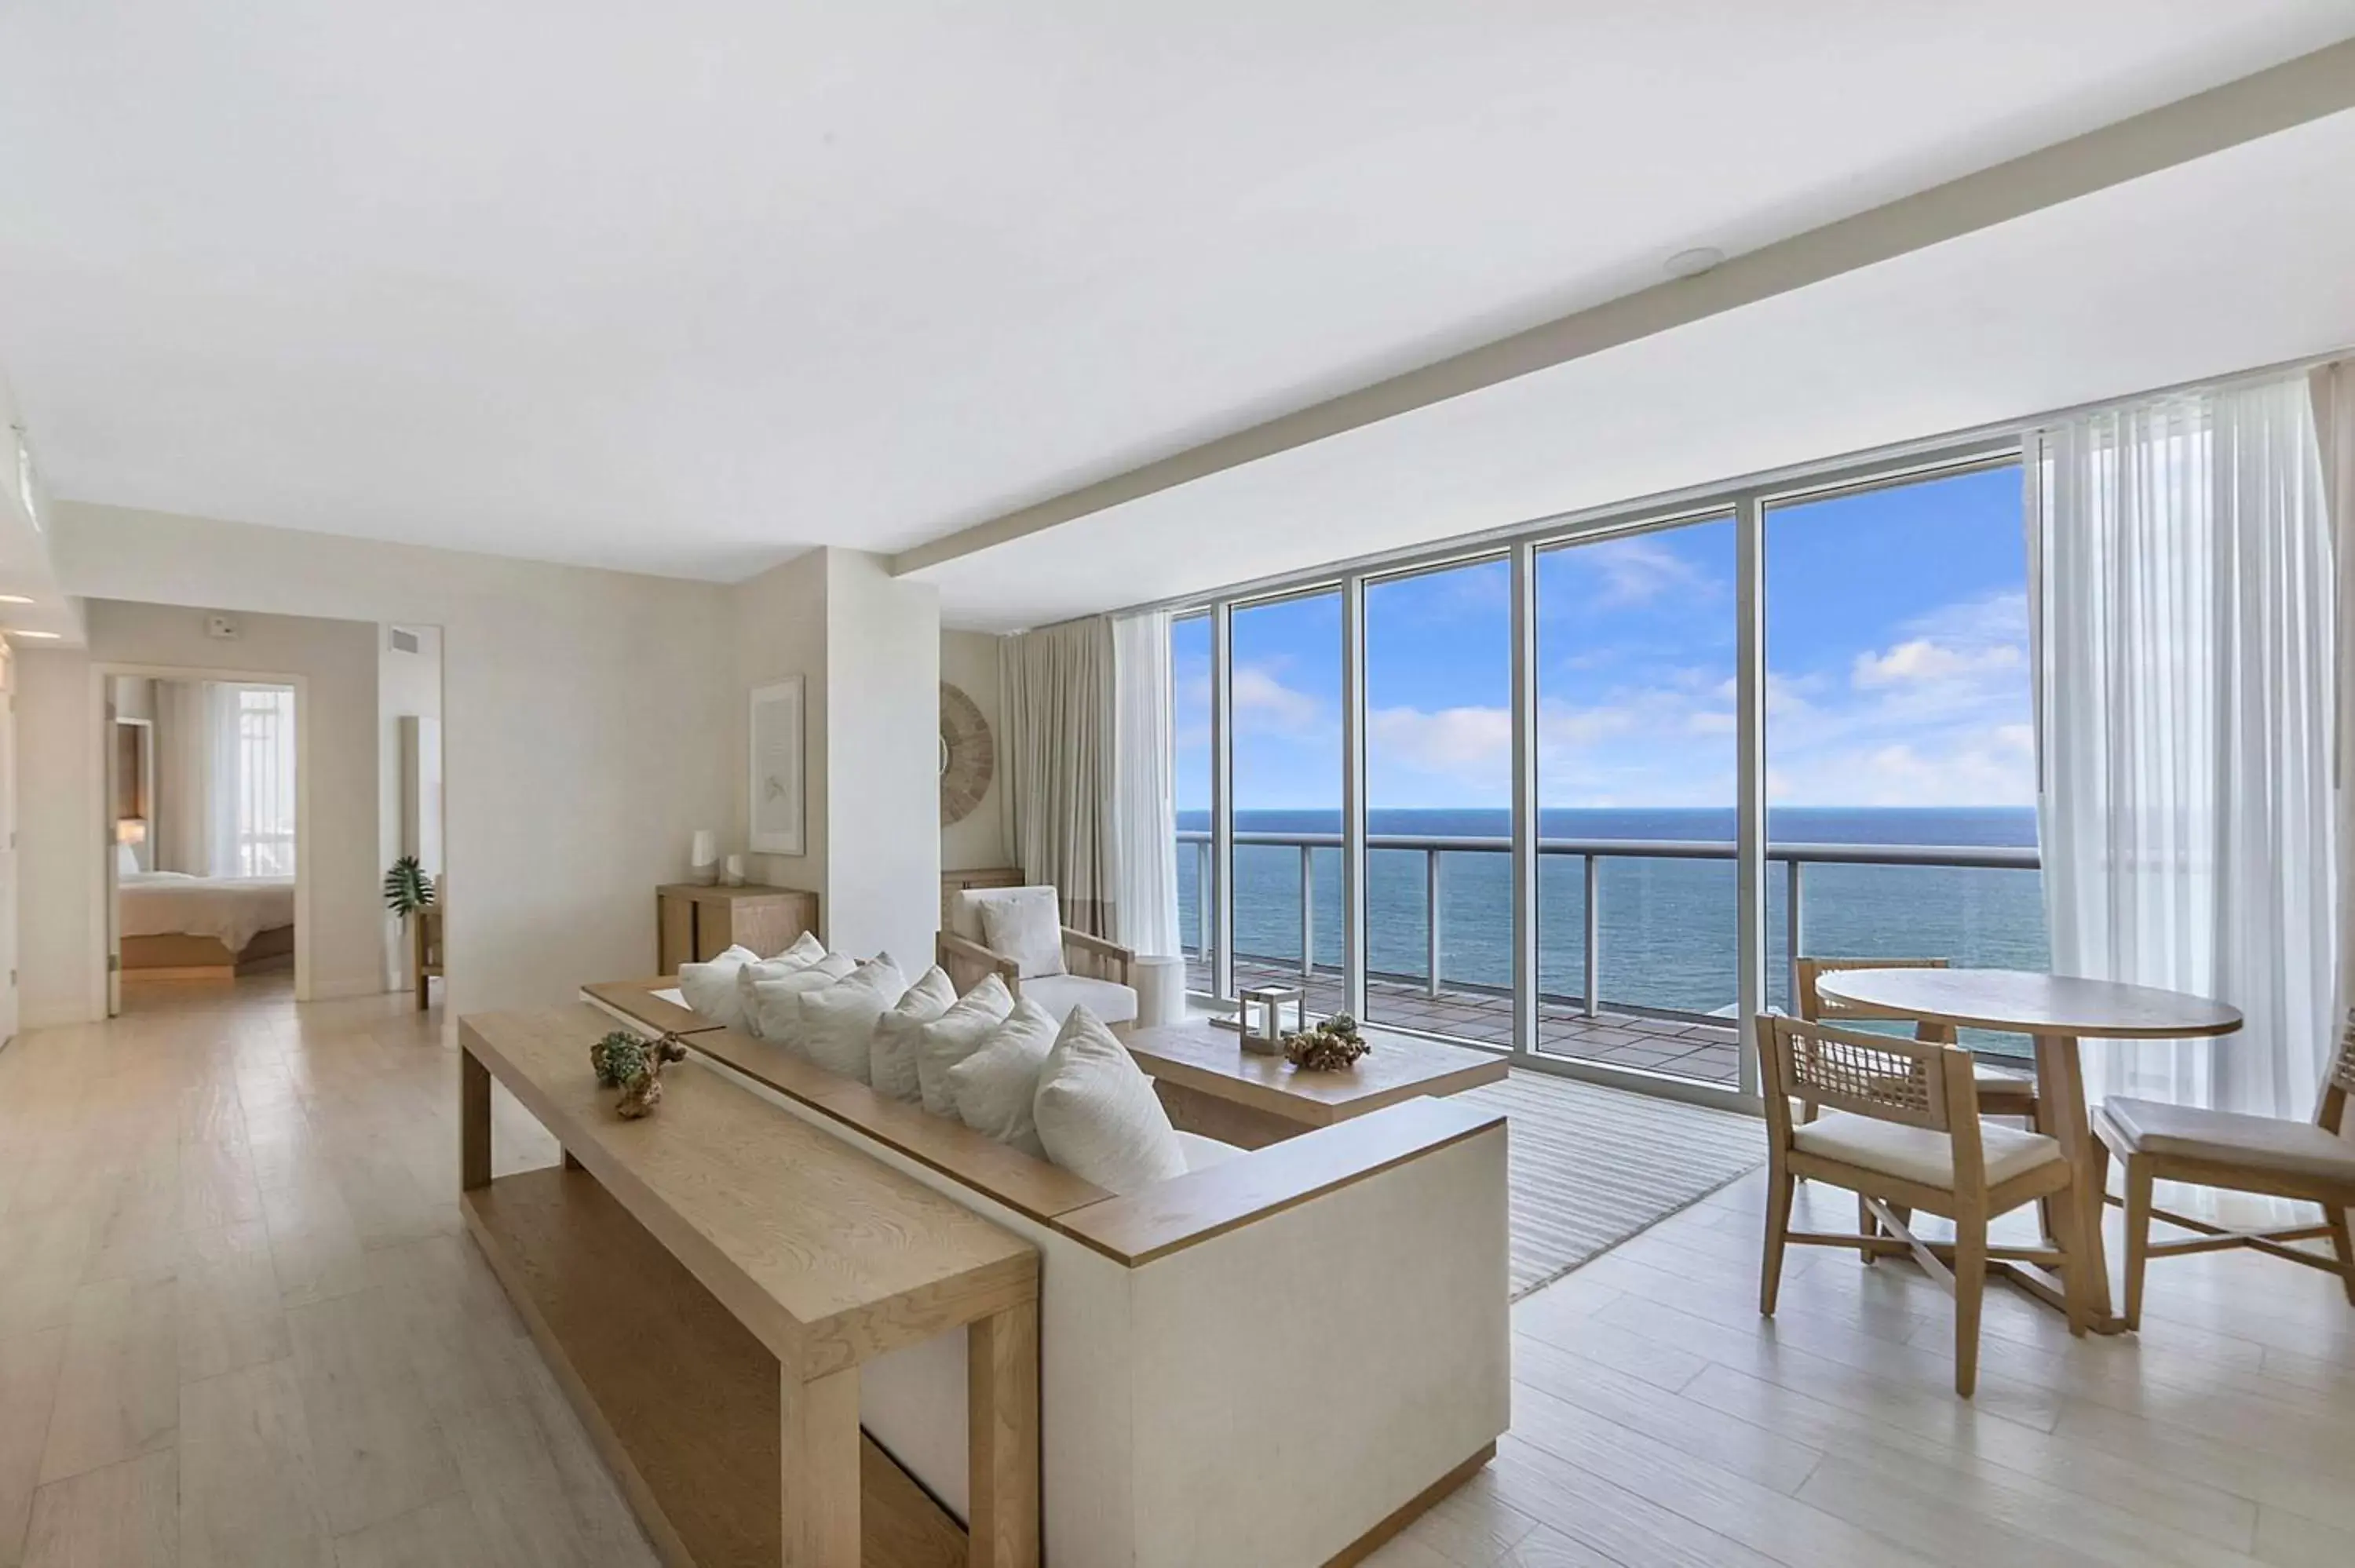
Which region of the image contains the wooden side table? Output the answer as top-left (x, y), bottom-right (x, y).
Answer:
top-left (656, 884), bottom-right (820, 972)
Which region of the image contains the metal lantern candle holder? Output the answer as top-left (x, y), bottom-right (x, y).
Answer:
top-left (1239, 984), bottom-right (1305, 1057)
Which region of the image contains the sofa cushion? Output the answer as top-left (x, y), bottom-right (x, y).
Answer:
top-left (676, 945), bottom-right (759, 1030)
top-left (745, 952), bottom-right (856, 1041)
top-left (1792, 1112), bottom-right (2061, 1191)
top-left (1020, 973), bottom-right (1138, 1026)
top-left (1033, 1006), bottom-right (1187, 1195)
top-left (979, 888), bottom-right (1067, 980)
top-left (871, 966), bottom-right (957, 1103)
top-left (2098, 1097), bottom-right (2355, 1186)
top-left (947, 998), bottom-right (1058, 1158)
top-left (918, 974), bottom-right (1014, 1118)
top-left (796, 958), bottom-right (909, 1083)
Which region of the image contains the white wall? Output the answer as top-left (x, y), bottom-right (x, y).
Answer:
top-left (824, 552), bottom-right (940, 967)
top-left (378, 623), bottom-right (443, 986)
top-left (42, 501), bottom-right (736, 1018)
top-left (16, 600), bottom-right (385, 1017)
top-left (731, 551), bottom-right (828, 906)
top-left (727, 549), bottom-right (942, 966)
top-left (15, 649), bottom-right (93, 1025)
top-left (940, 629), bottom-right (1008, 872)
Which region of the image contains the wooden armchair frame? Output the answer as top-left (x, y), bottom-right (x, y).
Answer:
top-left (2094, 1018), bottom-right (2355, 1325)
top-left (1759, 1015), bottom-right (2091, 1396)
top-left (937, 921), bottom-right (1136, 1004)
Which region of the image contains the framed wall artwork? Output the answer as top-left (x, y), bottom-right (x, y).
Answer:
top-left (748, 676), bottom-right (806, 855)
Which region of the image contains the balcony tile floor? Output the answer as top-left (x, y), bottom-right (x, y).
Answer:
top-left (1194, 956), bottom-right (1744, 1086)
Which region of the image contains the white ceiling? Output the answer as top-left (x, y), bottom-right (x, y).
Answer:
top-left (919, 104), bottom-right (2355, 628)
top-left (2, 2), bottom-right (2351, 595)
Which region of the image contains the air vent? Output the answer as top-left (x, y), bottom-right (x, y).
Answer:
top-left (389, 627), bottom-right (422, 655)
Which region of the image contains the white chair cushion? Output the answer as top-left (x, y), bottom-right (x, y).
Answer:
top-left (918, 975), bottom-right (1014, 1118)
top-left (796, 958), bottom-right (909, 1083)
top-left (745, 953), bottom-right (855, 1041)
top-left (2098, 1097), bottom-right (2355, 1186)
top-left (947, 998), bottom-right (1059, 1158)
top-left (978, 888), bottom-right (1067, 980)
top-left (1176, 1131), bottom-right (1244, 1172)
top-left (871, 967), bottom-right (957, 1103)
top-left (676, 945), bottom-right (760, 1030)
top-left (1019, 973), bottom-right (1138, 1026)
top-left (1032, 1006), bottom-right (1188, 1195)
top-left (1792, 1112), bottom-right (2062, 1191)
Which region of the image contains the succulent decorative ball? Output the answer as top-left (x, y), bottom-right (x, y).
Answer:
top-left (590, 1031), bottom-right (647, 1089)
top-left (1283, 1013), bottom-right (1371, 1071)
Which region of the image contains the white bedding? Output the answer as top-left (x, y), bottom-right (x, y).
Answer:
top-left (119, 872), bottom-right (295, 953)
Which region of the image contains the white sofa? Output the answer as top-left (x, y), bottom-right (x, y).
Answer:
top-left (937, 884), bottom-right (1141, 1026)
top-left (585, 978), bottom-right (1509, 1568)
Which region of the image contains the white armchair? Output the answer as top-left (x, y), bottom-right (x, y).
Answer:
top-left (937, 884), bottom-right (1139, 1026)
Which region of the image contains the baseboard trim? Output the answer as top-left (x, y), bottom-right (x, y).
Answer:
top-left (1321, 1442), bottom-right (1496, 1568)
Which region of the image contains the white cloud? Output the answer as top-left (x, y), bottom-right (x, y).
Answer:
top-left (1586, 535), bottom-right (1716, 608)
top-left (1230, 664), bottom-right (1321, 731)
top-left (1852, 637), bottom-right (2024, 688)
top-left (1368, 705), bottom-right (1512, 784)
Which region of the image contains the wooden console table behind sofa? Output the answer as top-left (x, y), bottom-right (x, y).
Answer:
top-left (460, 1006), bottom-right (1040, 1568)
top-left (585, 979), bottom-right (1510, 1568)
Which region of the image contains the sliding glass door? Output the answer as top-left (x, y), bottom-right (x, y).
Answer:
top-left (1533, 517), bottom-right (1743, 1084)
top-left (1227, 589), bottom-right (1343, 1015)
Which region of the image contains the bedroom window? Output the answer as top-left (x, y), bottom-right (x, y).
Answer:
top-left (233, 686), bottom-right (297, 877)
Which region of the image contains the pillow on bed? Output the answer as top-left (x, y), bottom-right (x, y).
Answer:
top-left (871, 966), bottom-right (957, 1103)
top-left (918, 974), bottom-right (1013, 1118)
top-left (1033, 1005), bottom-right (1187, 1194)
top-left (746, 952), bottom-right (857, 1041)
top-left (676, 945), bottom-right (761, 1030)
top-left (796, 957), bottom-right (910, 1082)
top-left (946, 997), bottom-right (1057, 1158)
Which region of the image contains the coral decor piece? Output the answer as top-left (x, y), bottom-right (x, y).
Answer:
top-left (590, 1030), bottom-right (690, 1118)
top-left (1283, 1013), bottom-right (1371, 1072)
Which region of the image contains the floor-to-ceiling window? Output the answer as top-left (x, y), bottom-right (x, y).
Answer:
top-left (1162, 438), bottom-right (2045, 1103)
top-left (1535, 517), bottom-right (1743, 1082)
top-left (1763, 461), bottom-right (2046, 1052)
top-left (1227, 589), bottom-right (1342, 1009)
top-left (1363, 555), bottom-right (1513, 1041)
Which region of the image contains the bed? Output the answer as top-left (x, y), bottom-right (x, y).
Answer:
top-left (119, 870), bottom-right (296, 975)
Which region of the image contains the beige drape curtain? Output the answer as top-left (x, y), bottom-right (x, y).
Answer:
top-left (999, 617), bottom-right (1118, 936)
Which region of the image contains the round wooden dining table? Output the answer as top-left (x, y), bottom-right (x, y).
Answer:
top-left (1812, 968), bottom-right (2242, 1334)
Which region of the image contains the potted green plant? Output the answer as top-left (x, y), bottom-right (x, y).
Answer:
top-left (385, 855), bottom-right (438, 997)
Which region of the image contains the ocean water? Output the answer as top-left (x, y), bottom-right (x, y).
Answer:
top-left (1175, 807), bottom-right (2046, 1017)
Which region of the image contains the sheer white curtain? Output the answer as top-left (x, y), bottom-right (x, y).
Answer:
top-left (2312, 361), bottom-right (2355, 1037)
top-left (999, 618), bottom-right (1117, 935)
top-left (2035, 375), bottom-right (2336, 1118)
top-left (1112, 610), bottom-right (1181, 957)
top-left (150, 680), bottom-right (293, 879)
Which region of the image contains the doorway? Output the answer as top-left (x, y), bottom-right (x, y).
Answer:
top-left (102, 667), bottom-right (305, 1016)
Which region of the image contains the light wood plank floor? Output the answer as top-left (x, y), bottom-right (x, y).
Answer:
top-left (5, 979), bottom-right (2353, 1567)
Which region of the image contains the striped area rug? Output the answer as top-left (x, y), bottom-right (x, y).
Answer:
top-left (1454, 1070), bottom-right (1765, 1300)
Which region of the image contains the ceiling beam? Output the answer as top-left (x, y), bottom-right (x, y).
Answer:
top-left (895, 35), bottom-right (2355, 578)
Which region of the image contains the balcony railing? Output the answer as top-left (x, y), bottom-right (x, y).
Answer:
top-left (1176, 829), bottom-right (2039, 1029)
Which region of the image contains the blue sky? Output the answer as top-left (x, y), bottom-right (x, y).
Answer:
top-left (1175, 464), bottom-right (2032, 812)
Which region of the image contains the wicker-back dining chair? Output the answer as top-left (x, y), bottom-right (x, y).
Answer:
top-left (1758, 1015), bottom-right (2092, 1396)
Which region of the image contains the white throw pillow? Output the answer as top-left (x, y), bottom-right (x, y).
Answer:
top-left (746, 952), bottom-right (856, 1041)
top-left (775, 931), bottom-right (827, 968)
top-left (1033, 1005), bottom-right (1188, 1194)
top-left (947, 998), bottom-right (1058, 1157)
top-left (871, 967), bottom-right (957, 1103)
top-left (979, 889), bottom-right (1066, 979)
top-left (796, 958), bottom-right (910, 1083)
top-left (676, 945), bottom-right (761, 1030)
top-left (918, 974), bottom-right (1014, 1118)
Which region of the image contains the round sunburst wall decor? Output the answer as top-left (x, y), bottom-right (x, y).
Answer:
top-left (940, 682), bottom-right (994, 826)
